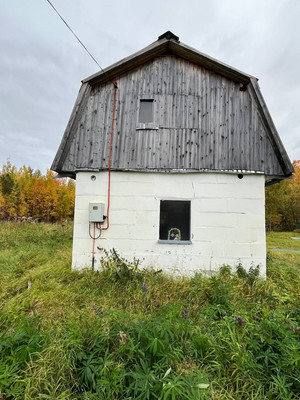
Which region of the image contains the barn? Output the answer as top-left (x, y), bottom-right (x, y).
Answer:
top-left (51, 31), bottom-right (293, 276)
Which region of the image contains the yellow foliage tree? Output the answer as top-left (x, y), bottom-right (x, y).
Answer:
top-left (265, 160), bottom-right (300, 231)
top-left (0, 163), bottom-right (75, 222)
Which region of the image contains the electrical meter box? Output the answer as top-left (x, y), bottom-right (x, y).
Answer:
top-left (89, 203), bottom-right (105, 223)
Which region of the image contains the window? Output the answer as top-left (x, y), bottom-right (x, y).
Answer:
top-left (159, 200), bottom-right (191, 242)
top-left (139, 99), bottom-right (154, 123)
top-left (136, 98), bottom-right (158, 130)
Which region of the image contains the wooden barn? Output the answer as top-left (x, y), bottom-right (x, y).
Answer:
top-left (51, 31), bottom-right (293, 276)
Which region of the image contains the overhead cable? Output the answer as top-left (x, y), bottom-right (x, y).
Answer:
top-left (45, 0), bottom-right (107, 76)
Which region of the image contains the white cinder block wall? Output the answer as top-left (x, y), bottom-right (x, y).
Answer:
top-left (72, 171), bottom-right (266, 277)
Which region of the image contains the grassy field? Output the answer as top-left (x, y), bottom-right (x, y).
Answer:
top-left (0, 223), bottom-right (299, 400)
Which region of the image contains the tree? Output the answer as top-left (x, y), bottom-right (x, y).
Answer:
top-left (0, 163), bottom-right (21, 219)
top-left (0, 163), bottom-right (75, 222)
top-left (265, 160), bottom-right (300, 231)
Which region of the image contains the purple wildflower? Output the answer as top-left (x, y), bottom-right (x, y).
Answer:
top-left (141, 283), bottom-right (148, 294)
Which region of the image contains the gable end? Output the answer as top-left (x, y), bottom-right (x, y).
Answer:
top-left (51, 34), bottom-right (293, 180)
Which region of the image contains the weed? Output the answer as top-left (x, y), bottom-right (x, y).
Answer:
top-left (0, 223), bottom-right (299, 399)
top-left (0, 315), bottom-right (45, 399)
top-left (98, 247), bottom-right (142, 282)
top-left (236, 263), bottom-right (260, 286)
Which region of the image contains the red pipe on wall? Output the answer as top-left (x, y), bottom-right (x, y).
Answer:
top-left (102, 82), bottom-right (118, 230)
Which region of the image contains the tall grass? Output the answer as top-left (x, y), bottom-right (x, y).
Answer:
top-left (0, 223), bottom-right (299, 399)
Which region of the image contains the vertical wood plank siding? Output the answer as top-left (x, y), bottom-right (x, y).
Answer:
top-left (62, 56), bottom-right (284, 176)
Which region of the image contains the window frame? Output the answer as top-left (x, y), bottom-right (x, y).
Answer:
top-left (136, 97), bottom-right (158, 130)
top-left (158, 199), bottom-right (192, 245)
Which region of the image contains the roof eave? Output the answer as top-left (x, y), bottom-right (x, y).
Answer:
top-left (249, 77), bottom-right (294, 177)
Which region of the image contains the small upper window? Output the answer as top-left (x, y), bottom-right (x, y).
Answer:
top-left (159, 200), bottom-right (191, 241)
top-left (139, 100), bottom-right (154, 123)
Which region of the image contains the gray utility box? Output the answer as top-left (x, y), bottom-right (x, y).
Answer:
top-left (89, 203), bottom-right (105, 223)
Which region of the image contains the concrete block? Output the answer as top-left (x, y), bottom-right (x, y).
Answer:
top-left (196, 198), bottom-right (227, 213)
top-left (112, 181), bottom-right (155, 197)
top-left (158, 183), bottom-right (196, 199)
top-left (135, 210), bottom-right (159, 225)
top-left (73, 209), bottom-right (89, 225)
top-left (235, 213), bottom-right (265, 229)
top-left (226, 198), bottom-right (264, 214)
top-left (72, 171), bottom-right (267, 277)
top-left (72, 237), bottom-right (96, 254)
top-left (250, 242), bottom-right (267, 258)
top-left (231, 228), bottom-right (266, 243)
top-left (193, 182), bottom-right (228, 199)
top-left (75, 195), bottom-right (107, 211)
top-left (192, 226), bottom-right (236, 242)
top-left (193, 212), bottom-right (238, 228)
top-left (223, 243), bottom-right (251, 258)
top-left (110, 195), bottom-right (157, 212)
top-left (108, 209), bottom-right (136, 225)
top-left (73, 223), bottom-right (89, 239)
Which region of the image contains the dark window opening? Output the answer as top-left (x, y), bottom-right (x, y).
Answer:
top-left (139, 100), bottom-right (154, 123)
top-left (159, 200), bottom-right (190, 241)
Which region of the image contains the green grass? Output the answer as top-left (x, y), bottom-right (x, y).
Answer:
top-left (0, 223), bottom-right (299, 399)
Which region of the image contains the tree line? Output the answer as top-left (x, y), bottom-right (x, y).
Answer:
top-left (0, 161), bottom-right (299, 229)
top-left (0, 162), bottom-right (75, 222)
top-left (265, 160), bottom-right (300, 231)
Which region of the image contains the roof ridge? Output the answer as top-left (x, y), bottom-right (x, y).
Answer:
top-left (158, 31), bottom-right (179, 42)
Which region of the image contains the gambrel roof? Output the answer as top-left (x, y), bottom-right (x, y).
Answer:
top-left (51, 31), bottom-right (293, 181)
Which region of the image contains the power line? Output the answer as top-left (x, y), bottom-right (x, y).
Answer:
top-left (45, 0), bottom-right (108, 77)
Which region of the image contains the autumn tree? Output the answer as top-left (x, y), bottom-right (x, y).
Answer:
top-left (0, 162), bottom-right (75, 222)
top-left (265, 160), bottom-right (300, 231)
top-left (0, 162), bottom-right (21, 219)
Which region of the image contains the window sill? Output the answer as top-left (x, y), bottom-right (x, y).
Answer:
top-left (136, 123), bottom-right (158, 130)
top-left (157, 240), bottom-right (192, 245)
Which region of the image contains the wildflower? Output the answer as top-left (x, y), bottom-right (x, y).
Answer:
top-left (116, 331), bottom-right (128, 346)
top-left (141, 283), bottom-right (148, 294)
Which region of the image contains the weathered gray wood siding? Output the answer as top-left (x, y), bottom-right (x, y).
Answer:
top-left (61, 56), bottom-right (284, 176)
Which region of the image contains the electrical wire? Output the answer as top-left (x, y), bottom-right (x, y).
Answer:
top-left (89, 222), bottom-right (101, 271)
top-left (45, 0), bottom-right (117, 87)
top-left (45, 0), bottom-right (119, 232)
top-left (89, 222), bottom-right (102, 240)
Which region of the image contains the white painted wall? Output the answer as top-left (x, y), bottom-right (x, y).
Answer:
top-left (72, 171), bottom-right (266, 277)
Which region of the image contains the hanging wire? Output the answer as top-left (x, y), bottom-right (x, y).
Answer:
top-left (46, 0), bottom-right (118, 236)
top-left (45, 0), bottom-right (112, 81)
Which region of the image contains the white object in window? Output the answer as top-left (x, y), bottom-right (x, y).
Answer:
top-left (159, 200), bottom-right (191, 243)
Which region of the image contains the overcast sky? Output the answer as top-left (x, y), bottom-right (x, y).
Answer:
top-left (1, 0), bottom-right (299, 173)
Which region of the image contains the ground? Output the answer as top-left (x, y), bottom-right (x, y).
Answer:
top-left (0, 223), bottom-right (299, 400)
